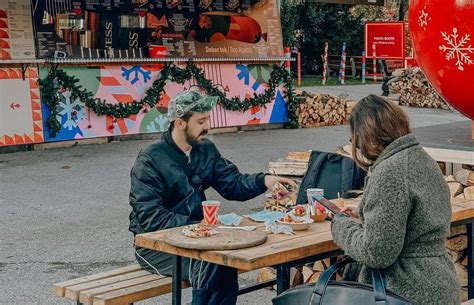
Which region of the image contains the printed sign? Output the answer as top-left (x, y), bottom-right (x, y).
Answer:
top-left (31, 0), bottom-right (283, 59)
top-left (365, 21), bottom-right (405, 59)
top-left (0, 0), bottom-right (36, 59)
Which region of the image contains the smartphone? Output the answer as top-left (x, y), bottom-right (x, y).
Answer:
top-left (313, 196), bottom-right (342, 215)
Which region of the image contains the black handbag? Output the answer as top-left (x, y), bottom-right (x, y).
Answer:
top-left (272, 257), bottom-right (414, 305)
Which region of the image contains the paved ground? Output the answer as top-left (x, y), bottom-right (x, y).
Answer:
top-left (0, 84), bottom-right (469, 304)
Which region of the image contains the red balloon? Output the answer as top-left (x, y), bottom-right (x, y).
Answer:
top-left (409, 0), bottom-right (474, 119)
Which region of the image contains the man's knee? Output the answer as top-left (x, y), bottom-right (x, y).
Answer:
top-left (134, 247), bottom-right (174, 276)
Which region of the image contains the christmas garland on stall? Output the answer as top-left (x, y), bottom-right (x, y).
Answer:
top-left (39, 61), bottom-right (299, 138)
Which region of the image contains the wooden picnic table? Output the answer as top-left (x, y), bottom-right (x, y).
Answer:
top-left (135, 198), bottom-right (474, 305)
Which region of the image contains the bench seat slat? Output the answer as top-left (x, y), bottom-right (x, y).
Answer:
top-left (65, 270), bottom-right (152, 300)
top-left (53, 264), bottom-right (142, 297)
top-left (79, 274), bottom-right (163, 305)
top-left (93, 278), bottom-right (191, 305)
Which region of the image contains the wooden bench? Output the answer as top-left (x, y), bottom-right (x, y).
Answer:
top-left (323, 54), bottom-right (403, 80)
top-left (323, 54), bottom-right (376, 80)
top-left (324, 55), bottom-right (355, 78)
top-left (53, 264), bottom-right (263, 304)
top-left (53, 264), bottom-right (190, 305)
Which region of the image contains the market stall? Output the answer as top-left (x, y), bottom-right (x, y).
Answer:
top-left (0, 0), bottom-right (295, 146)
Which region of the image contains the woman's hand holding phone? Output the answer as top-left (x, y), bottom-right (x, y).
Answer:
top-left (340, 205), bottom-right (360, 219)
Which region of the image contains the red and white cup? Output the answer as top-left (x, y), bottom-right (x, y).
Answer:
top-left (202, 200), bottom-right (221, 225)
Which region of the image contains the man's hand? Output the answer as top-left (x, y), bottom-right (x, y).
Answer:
top-left (264, 175), bottom-right (297, 192)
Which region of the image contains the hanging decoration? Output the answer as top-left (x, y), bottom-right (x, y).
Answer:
top-left (39, 61), bottom-right (299, 137)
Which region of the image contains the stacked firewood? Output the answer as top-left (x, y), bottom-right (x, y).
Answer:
top-left (295, 92), bottom-right (354, 128)
top-left (447, 225), bottom-right (469, 302)
top-left (257, 258), bottom-right (343, 290)
top-left (268, 151), bottom-right (311, 177)
top-left (447, 169), bottom-right (474, 201)
top-left (388, 68), bottom-right (449, 109)
top-left (345, 100), bottom-right (356, 117)
top-left (445, 167), bottom-right (474, 302)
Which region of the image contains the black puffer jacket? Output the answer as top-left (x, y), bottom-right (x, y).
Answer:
top-left (129, 131), bottom-right (267, 235)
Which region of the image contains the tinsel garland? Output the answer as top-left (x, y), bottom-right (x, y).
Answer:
top-left (39, 61), bottom-right (299, 137)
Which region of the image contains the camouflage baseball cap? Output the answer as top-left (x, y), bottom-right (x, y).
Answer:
top-left (167, 90), bottom-right (219, 122)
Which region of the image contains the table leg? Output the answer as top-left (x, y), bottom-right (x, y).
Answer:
top-left (172, 255), bottom-right (182, 305)
top-left (468, 223), bottom-right (474, 300)
top-left (329, 257), bottom-right (337, 280)
top-left (276, 265), bottom-right (290, 295)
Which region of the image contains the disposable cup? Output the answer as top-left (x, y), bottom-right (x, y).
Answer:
top-left (306, 188), bottom-right (324, 212)
top-left (202, 200), bottom-right (221, 225)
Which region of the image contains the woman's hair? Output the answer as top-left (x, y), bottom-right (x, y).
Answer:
top-left (349, 94), bottom-right (411, 169)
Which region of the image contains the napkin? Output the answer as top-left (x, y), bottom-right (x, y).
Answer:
top-left (245, 210), bottom-right (286, 222)
top-left (218, 213), bottom-right (243, 226)
top-left (264, 220), bottom-right (294, 235)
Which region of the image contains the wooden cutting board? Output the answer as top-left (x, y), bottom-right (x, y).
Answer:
top-left (164, 227), bottom-right (268, 250)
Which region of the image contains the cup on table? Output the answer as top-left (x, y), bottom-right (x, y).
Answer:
top-left (202, 200), bottom-right (221, 225)
top-left (306, 188), bottom-right (325, 213)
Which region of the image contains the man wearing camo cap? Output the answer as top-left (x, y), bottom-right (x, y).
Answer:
top-left (129, 90), bottom-right (295, 305)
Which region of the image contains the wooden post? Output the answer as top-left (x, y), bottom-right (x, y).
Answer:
top-left (284, 47), bottom-right (291, 73)
top-left (471, 121), bottom-right (474, 140)
top-left (372, 43), bottom-right (377, 83)
top-left (362, 51), bottom-right (366, 84)
top-left (297, 51), bottom-right (301, 86)
top-left (322, 42), bottom-right (329, 85)
top-left (338, 42), bottom-right (347, 85)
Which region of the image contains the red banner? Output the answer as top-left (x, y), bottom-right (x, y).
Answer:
top-left (365, 22), bottom-right (405, 59)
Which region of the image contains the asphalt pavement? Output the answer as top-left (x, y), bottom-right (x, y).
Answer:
top-left (0, 84), bottom-right (469, 304)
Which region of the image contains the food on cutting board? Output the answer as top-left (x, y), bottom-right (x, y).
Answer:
top-left (182, 224), bottom-right (218, 238)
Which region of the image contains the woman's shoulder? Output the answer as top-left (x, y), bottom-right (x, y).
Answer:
top-left (377, 144), bottom-right (430, 170)
top-left (370, 144), bottom-right (434, 186)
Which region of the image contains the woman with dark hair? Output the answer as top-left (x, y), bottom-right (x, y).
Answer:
top-left (331, 95), bottom-right (460, 304)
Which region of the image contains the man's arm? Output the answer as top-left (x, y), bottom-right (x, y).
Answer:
top-left (210, 148), bottom-right (267, 201)
top-left (209, 144), bottom-right (297, 201)
top-left (129, 154), bottom-right (191, 232)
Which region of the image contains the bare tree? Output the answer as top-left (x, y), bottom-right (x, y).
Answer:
top-left (398, 0), bottom-right (409, 21)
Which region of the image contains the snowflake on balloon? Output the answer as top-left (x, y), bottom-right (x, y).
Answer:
top-left (439, 27), bottom-right (473, 71)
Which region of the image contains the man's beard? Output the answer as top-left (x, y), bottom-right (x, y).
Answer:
top-left (185, 127), bottom-right (208, 147)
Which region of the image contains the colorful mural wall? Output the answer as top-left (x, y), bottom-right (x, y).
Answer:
top-left (40, 63), bottom-right (288, 142)
top-left (0, 67), bottom-right (44, 146)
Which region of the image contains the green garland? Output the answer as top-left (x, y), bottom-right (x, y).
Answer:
top-left (39, 61), bottom-right (299, 137)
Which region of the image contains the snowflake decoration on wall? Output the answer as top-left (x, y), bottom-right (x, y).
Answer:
top-left (439, 27), bottom-right (473, 71)
top-left (418, 7), bottom-right (430, 31)
top-left (146, 114), bottom-right (169, 132)
top-left (121, 66), bottom-right (152, 85)
top-left (57, 90), bottom-right (85, 130)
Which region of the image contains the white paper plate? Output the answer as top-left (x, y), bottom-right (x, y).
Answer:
top-left (277, 219), bottom-right (314, 231)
